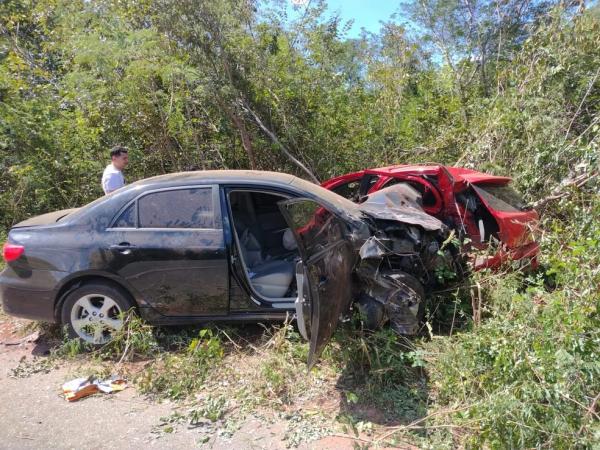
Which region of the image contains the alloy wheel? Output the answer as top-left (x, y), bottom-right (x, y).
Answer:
top-left (70, 294), bottom-right (124, 344)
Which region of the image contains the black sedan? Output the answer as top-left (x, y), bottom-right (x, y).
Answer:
top-left (0, 171), bottom-right (461, 366)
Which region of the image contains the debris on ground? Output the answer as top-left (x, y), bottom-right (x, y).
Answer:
top-left (1, 331), bottom-right (40, 346)
top-left (62, 375), bottom-right (127, 401)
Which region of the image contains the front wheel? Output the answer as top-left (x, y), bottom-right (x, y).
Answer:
top-left (61, 282), bottom-right (134, 345)
top-left (383, 271), bottom-right (425, 335)
top-left (358, 271), bottom-right (425, 335)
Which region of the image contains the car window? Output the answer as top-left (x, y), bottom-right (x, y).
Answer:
top-left (139, 188), bottom-right (214, 228)
top-left (281, 200), bottom-right (344, 255)
top-left (472, 184), bottom-right (528, 212)
top-left (331, 179), bottom-right (362, 201)
top-left (113, 204), bottom-right (136, 227)
top-left (359, 175), bottom-right (379, 198)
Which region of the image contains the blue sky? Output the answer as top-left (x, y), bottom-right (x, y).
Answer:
top-left (282, 1), bottom-right (406, 39)
top-left (324, 0), bottom-right (400, 37)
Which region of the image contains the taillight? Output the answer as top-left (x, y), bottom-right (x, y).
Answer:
top-left (2, 243), bottom-right (25, 262)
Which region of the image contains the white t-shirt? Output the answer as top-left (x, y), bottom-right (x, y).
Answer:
top-left (102, 164), bottom-right (125, 194)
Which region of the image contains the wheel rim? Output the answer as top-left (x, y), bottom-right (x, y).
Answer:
top-left (70, 294), bottom-right (123, 344)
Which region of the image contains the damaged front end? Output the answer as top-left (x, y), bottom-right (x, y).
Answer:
top-left (281, 182), bottom-right (465, 367)
top-left (354, 184), bottom-right (465, 334)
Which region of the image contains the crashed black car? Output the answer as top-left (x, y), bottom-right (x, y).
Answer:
top-left (0, 171), bottom-right (462, 366)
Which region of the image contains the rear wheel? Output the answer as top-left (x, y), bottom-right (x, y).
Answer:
top-left (61, 282), bottom-right (134, 345)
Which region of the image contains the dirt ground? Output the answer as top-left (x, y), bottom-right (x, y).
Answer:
top-left (0, 315), bottom-right (403, 450)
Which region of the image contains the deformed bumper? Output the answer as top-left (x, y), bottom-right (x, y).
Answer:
top-left (0, 268), bottom-right (60, 322)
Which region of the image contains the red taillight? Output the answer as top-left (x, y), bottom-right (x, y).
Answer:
top-left (2, 243), bottom-right (25, 262)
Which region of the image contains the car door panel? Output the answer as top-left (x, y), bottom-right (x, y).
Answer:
top-left (107, 229), bottom-right (228, 316)
top-left (106, 186), bottom-right (229, 317)
top-left (279, 199), bottom-right (356, 368)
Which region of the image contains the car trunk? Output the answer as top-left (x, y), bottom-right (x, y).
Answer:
top-left (12, 208), bottom-right (80, 228)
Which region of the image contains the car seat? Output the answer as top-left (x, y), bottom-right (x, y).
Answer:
top-left (233, 208), bottom-right (295, 298)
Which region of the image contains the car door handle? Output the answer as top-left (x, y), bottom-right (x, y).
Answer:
top-left (110, 243), bottom-right (136, 254)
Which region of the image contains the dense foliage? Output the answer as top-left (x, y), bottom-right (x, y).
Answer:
top-left (1, 0), bottom-right (598, 447)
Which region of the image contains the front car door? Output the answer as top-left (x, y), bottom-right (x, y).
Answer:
top-left (279, 199), bottom-right (357, 368)
top-left (107, 185), bottom-right (228, 317)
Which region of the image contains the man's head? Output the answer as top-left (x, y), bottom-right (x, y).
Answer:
top-left (110, 146), bottom-right (129, 171)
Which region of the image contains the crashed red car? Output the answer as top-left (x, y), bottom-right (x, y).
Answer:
top-left (322, 164), bottom-right (539, 270)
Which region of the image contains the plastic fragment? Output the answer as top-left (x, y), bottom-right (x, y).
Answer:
top-left (62, 375), bottom-right (127, 402)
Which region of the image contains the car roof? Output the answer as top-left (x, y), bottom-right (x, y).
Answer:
top-left (132, 170), bottom-right (297, 188)
top-left (68, 170), bottom-right (364, 226)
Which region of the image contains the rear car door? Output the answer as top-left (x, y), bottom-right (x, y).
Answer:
top-left (107, 186), bottom-right (228, 316)
top-left (279, 199), bottom-right (357, 368)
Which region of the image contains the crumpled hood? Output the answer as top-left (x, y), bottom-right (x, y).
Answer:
top-left (358, 184), bottom-right (444, 231)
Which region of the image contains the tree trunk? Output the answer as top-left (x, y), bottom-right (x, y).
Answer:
top-left (215, 96), bottom-right (257, 169)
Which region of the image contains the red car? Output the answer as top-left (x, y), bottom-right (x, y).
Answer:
top-left (322, 164), bottom-right (539, 270)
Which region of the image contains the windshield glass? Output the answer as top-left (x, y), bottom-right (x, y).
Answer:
top-left (472, 184), bottom-right (529, 212)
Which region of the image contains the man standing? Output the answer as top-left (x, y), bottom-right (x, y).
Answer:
top-left (102, 146), bottom-right (129, 195)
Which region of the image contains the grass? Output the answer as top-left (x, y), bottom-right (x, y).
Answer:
top-left (10, 263), bottom-right (598, 448)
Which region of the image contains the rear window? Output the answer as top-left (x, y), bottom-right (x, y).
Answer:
top-left (472, 184), bottom-right (528, 212)
top-left (331, 179), bottom-right (361, 201)
top-left (139, 188), bottom-right (214, 228)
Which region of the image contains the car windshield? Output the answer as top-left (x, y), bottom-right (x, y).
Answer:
top-left (472, 183), bottom-right (529, 212)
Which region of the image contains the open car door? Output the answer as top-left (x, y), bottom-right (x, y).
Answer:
top-left (279, 199), bottom-right (357, 369)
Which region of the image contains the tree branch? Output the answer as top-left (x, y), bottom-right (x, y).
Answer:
top-left (241, 101), bottom-right (319, 183)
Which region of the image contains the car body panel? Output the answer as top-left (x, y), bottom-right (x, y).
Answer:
top-left (358, 186), bottom-right (444, 231)
top-left (279, 198), bottom-right (358, 369)
top-left (106, 228), bottom-right (229, 316)
top-left (12, 208), bottom-right (81, 228)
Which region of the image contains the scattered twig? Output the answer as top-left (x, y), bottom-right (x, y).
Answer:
top-left (375, 404), bottom-right (474, 443)
top-left (578, 393), bottom-right (600, 435)
top-left (470, 282), bottom-right (482, 327)
top-left (532, 170), bottom-right (598, 210)
top-left (216, 328), bottom-right (242, 350)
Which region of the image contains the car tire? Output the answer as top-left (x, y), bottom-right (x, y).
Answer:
top-left (381, 271), bottom-right (426, 335)
top-left (357, 293), bottom-right (386, 330)
top-left (61, 282), bottom-right (135, 346)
